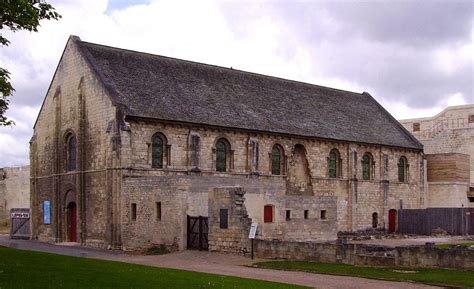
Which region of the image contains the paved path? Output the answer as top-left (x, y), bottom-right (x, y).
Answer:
top-left (0, 235), bottom-right (442, 289)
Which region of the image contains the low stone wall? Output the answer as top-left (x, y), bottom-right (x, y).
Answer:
top-left (254, 239), bottom-right (474, 270)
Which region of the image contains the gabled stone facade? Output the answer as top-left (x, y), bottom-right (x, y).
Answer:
top-left (30, 36), bottom-right (425, 250)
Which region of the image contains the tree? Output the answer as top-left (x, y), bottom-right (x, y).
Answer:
top-left (0, 0), bottom-right (61, 126)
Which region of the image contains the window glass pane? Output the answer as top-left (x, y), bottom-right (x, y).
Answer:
top-left (398, 158), bottom-right (405, 182)
top-left (216, 140), bottom-right (227, 172)
top-left (152, 135), bottom-right (163, 168)
top-left (271, 146), bottom-right (281, 175)
top-left (329, 151), bottom-right (337, 178)
top-left (362, 154), bottom-right (370, 180)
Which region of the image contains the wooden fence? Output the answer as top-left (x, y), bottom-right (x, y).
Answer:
top-left (398, 208), bottom-right (474, 235)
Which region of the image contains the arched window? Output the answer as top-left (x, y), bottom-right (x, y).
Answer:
top-left (372, 212), bottom-right (378, 228)
top-left (328, 149), bottom-right (341, 178)
top-left (361, 152), bottom-right (373, 180)
top-left (398, 156), bottom-right (408, 182)
top-left (264, 205), bottom-right (273, 223)
top-left (152, 133), bottom-right (165, 168)
top-left (271, 144), bottom-right (284, 175)
top-left (216, 138), bottom-right (230, 172)
top-left (67, 134), bottom-right (77, 171)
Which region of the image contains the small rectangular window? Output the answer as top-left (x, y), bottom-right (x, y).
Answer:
top-left (220, 209), bottom-right (228, 229)
top-left (131, 203), bottom-right (137, 221)
top-left (286, 210), bottom-right (291, 221)
top-left (304, 210), bottom-right (309, 219)
top-left (321, 210), bottom-right (327, 220)
top-left (156, 202), bottom-right (161, 221)
top-left (412, 123), bottom-right (420, 132)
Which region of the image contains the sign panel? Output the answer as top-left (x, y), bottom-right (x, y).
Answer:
top-left (248, 222), bottom-right (258, 239)
top-left (43, 200), bottom-right (51, 225)
top-left (11, 212), bottom-right (30, 219)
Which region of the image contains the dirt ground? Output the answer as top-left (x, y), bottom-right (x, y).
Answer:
top-left (0, 235), bottom-right (441, 289)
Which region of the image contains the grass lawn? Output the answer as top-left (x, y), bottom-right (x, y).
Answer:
top-left (0, 247), bottom-right (307, 289)
top-left (254, 260), bottom-right (474, 288)
top-left (435, 242), bottom-right (474, 249)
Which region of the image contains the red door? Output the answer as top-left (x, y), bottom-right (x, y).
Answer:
top-left (68, 202), bottom-right (77, 242)
top-left (388, 209), bottom-right (397, 233)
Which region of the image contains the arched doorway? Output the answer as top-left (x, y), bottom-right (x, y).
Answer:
top-left (66, 202), bottom-right (77, 242)
top-left (388, 209), bottom-right (397, 233)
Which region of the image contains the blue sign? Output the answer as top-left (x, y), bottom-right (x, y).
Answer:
top-left (43, 200), bottom-right (51, 225)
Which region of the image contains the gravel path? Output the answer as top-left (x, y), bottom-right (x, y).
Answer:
top-left (0, 235), bottom-right (442, 289)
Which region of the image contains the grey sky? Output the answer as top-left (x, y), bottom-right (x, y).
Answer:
top-left (0, 0), bottom-right (472, 167)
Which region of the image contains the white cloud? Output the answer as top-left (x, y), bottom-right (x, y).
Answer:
top-left (0, 0), bottom-right (471, 167)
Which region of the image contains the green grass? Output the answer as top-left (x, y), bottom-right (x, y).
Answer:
top-left (254, 260), bottom-right (474, 288)
top-left (435, 242), bottom-right (474, 249)
top-left (0, 247), bottom-right (307, 289)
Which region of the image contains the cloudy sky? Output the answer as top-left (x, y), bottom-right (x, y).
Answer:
top-left (0, 0), bottom-right (472, 167)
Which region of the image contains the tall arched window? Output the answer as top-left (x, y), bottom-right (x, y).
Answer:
top-left (398, 156), bottom-right (408, 182)
top-left (361, 152), bottom-right (373, 180)
top-left (271, 144), bottom-right (284, 175)
top-left (152, 133), bottom-right (165, 168)
top-left (67, 134), bottom-right (77, 171)
top-left (328, 149), bottom-right (341, 178)
top-left (216, 138), bottom-right (230, 172)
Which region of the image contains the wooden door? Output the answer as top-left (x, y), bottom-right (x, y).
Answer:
top-left (388, 209), bottom-right (397, 233)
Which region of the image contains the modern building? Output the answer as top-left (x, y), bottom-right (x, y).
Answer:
top-left (400, 105), bottom-right (474, 207)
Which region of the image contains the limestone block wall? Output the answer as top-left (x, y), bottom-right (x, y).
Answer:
top-left (31, 37), bottom-right (119, 247)
top-left (0, 166), bottom-right (30, 220)
top-left (400, 105), bottom-right (474, 187)
top-left (208, 187), bottom-right (252, 254)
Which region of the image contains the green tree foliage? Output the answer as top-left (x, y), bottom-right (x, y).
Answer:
top-left (0, 0), bottom-right (61, 126)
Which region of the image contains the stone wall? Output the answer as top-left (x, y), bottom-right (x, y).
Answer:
top-left (255, 240), bottom-right (474, 270)
top-left (30, 36), bottom-right (120, 248)
top-left (0, 166), bottom-right (30, 221)
top-left (208, 187), bottom-right (252, 254)
top-left (400, 105), bottom-right (474, 207)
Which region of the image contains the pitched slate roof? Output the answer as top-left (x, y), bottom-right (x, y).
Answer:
top-left (74, 36), bottom-right (422, 150)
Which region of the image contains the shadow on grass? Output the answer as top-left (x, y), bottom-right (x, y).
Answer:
top-left (0, 247), bottom-right (308, 289)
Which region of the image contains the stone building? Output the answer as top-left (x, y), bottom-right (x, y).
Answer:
top-left (0, 166), bottom-right (30, 222)
top-left (400, 105), bottom-right (474, 207)
top-left (30, 36), bottom-right (425, 251)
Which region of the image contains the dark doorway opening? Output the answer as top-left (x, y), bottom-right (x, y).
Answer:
top-left (67, 202), bottom-right (77, 242)
top-left (388, 209), bottom-right (397, 233)
top-left (187, 216), bottom-right (208, 250)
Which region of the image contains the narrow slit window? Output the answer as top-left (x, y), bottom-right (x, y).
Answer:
top-left (286, 210), bottom-right (291, 221)
top-left (304, 210), bottom-right (309, 219)
top-left (131, 203), bottom-right (137, 221)
top-left (156, 202), bottom-right (162, 221)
